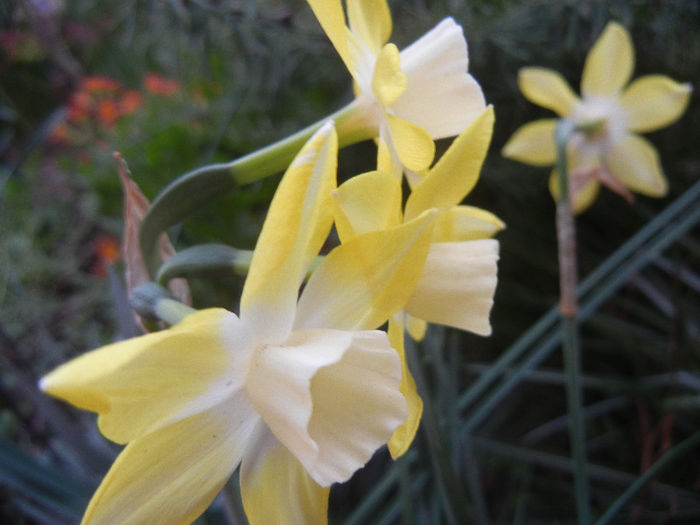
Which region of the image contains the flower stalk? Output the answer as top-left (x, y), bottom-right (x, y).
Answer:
top-left (555, 119), bottom-right (592, 524)
top-left (139, 99), bottom-right (374, 273)
top-left (404, 337), bottom-right (471, 525)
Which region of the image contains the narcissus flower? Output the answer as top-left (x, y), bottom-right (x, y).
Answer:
top-left (40, 122), bottom-right (438, 525)
top-left (502, 21), bottom-right (692, 213)
top-left (306, 0), bottom-right (485, 176)
top-left (331, 106), bottom-right (502, 457)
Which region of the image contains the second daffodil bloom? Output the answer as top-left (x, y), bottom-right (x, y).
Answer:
top-left (39, 122), bottom-right (440, 525)
top-left (502, 21), bottom-right (692, 213)
top-left (331, 106), bottom-right (503, 457)
top-left (306, 0), bottom-right (485, 176)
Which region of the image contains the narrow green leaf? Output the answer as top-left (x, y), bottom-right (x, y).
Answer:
top-left (0, 436), bottom-right (92, 519)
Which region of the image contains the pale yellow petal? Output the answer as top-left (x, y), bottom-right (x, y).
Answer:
top-left (386, 114), bottom-right (435, 172)
top-left (404, 240), bottom-right (499, 336)
top-left (406, 314), bottom-right (427, 341)
top-left (247, 328), bottom-right (405, 486)
top-left (581, 22), bottom-right (634, 98)
top-left (376, 133), bottom-right (396, 175)
top-left (245, 328), bottom-right (353, 478)
top-left (404, 168), bottom-right (424, 190)
top-left (82, 398), bottom-right (259, 525)
top-left (502, 119), bottom-right (557, 166)
top-left (619, 75), bottom-right (692, 133)
top-left (393, 18), bottom-right (486, 138)
top-left (240, 427), bottom-right (329, 525)
top-left (40, 309), bottom-right (246, 444)
top-left (332, 170), bottom-right (402, 242)
top-left (549, 170), bottom-right (601, 215)
top-left (295, 210), bottom-right (436, 331)
top-left (387, 316), bottom-right (422, 459)
top-left (306, 0), bottom-right (354, 73)
top-left (308, 329), bottom-right (406, 484)
top-left (518, 67), bottom-right (578, 116)
top-left (404, 106), bottom-right (494, 221)
top-left (604, 134), bottom-right (668, 197)
top-left (372, 43), bottom-right (407, 108)
top-left (347, 0), bottom-right (392, 55)
top-left (241, 122), bottom-right (337, 340)
top-left (432, 205), bottom-right (505, 242)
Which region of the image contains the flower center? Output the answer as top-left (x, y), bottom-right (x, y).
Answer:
top-left (569, 96), bottom-right (627, 152)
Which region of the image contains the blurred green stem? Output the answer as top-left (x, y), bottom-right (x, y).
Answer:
top-left (405, 337), bottom-right (471, 525)
top-left (594, 431), bottom-right (700, 525)
top-left (397, 453), bottom-right (416, 525)
top-left (555, 119), bottom-right (591, 524)
top-left (139, 99), bottom-right (374, 272)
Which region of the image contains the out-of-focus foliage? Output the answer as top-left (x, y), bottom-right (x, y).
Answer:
top-left (1, 0), bottom-right (698, 523)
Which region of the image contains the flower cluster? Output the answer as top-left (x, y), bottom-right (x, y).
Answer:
top-left (39, 1), bottom-right (499, 524)
top-left (49, 72), bottom-right (180, 147)
top-left (36, 4), bottom-right (695, 525)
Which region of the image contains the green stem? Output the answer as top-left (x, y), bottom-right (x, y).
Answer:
top-left (405, 337), bottom-right (471, 525)
top-left (139, 99), bottom-right (374, 271)
top-left (154, 298), bottom-right (196, 325)
top-left (594, 431), bottom-right (700, 525)
top-left (397, 453), bottom-right (416, 525)
top-left (457, 179), bottom-right (700, 415)
top-left (555, 119), bottom-right (591, 524)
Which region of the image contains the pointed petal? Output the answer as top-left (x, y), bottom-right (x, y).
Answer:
top-left (240, 423), bottom-right (329, 525)
top-left (347, 0), bottom-right (392, 55)
top-left (372, 43), bottom-right (407, 108)
top-left (241, 122), bottom-right (337, 340)
top-left (405, 240), bottom-right (499, 336)
top-left (549, 170), bottom-right (601, 215)
top-left (306, 0), bottom-right (355, 73)
top-left (393, 18), bottom-right (486, 138)
top-left (581, 22), bottom-right (634, 98)
top-left (82, 398), bottom-right (259, 525)
top-left (433, 205), bottom-right (505, 242)
top-left (387, 316), bottom-right (422, 459)
top-left (332, 170), bottom-right (402, 242)
top-left (404, 107), bottom-right (494, 221)
top-left (406, 314), bottom-right (427, 341)
top-left (386, 114), bottom-right (435, 172)
top-left (502, 119), bottom-right (557, 166)
top-left (246, 328), bottom-right (406, 486)
top-left (295, 210), bottom-right (437, 331)
top-left (376, 132), bottom-right (397, 175)
top-left (40, 309), bottom-right (247, 444)
top-left (619, 75), bottom-right (692, 133)
top-left (604, 134), bottom-right (668, 197)
top-left (307, 329), bottom-right (406, 484)
top-left (518, 67), bottom-right (578, 116)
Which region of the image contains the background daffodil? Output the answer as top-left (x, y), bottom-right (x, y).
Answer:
top-left (502, 21), bottom-right (692, 213)
top-left (39, 122), bottom-right (438, 525)
top-left (331, 107), bottom-right (503, 458)
top-left (306, 0), bottom-right (485, 177)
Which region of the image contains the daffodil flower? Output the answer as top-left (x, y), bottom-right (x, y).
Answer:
top-left (502, 21), bottom-right (692, 213)
top-left (39, 122), bottom-right (438, 525)
top-left (331, 107), bottom-right (503, 457)
top-left (306, 0), bottom-right (485, 176)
